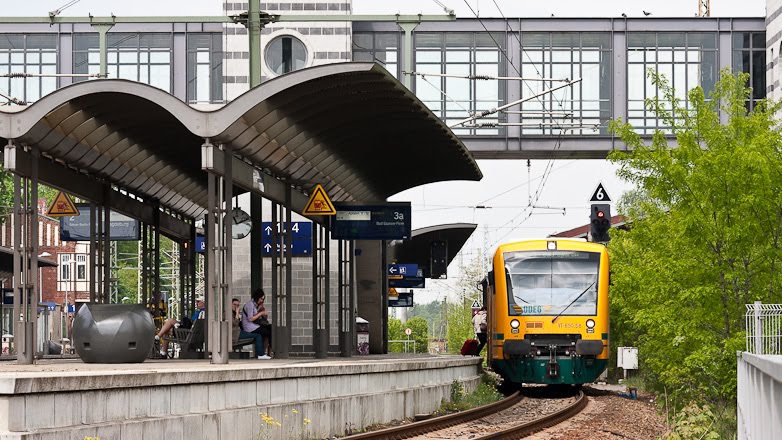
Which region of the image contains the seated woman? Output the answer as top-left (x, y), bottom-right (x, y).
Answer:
top-left (155, 299), bottom-right (204, 358)
top-left (233, 297), bottom-right (262, 352)
top-left (241, 289), bottom-right (272, 359)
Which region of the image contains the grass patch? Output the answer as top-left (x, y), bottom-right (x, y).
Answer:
top-left (435, 373), bottom-right (503, 414)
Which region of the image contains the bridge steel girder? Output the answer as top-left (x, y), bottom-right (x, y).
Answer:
top-left (4, 144), bottom-right (191, 241)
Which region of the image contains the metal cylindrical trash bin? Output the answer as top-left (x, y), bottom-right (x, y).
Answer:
top-left (1, 334), bottom-right (12, 355)
top-left (356, 317), bottom-right (369, 355)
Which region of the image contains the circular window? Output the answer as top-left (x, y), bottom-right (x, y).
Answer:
top-left (265, 35), bottom-right (308, 75)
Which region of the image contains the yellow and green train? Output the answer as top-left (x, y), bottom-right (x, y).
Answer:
top-left (482, 239), bottom-right (609, 386)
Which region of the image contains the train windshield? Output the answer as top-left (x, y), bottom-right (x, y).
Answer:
top-left (503, 250), bottom-right (599, 316)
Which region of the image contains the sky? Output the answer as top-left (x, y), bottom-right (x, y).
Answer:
top-left (3, 0), bottom-right (769, 304)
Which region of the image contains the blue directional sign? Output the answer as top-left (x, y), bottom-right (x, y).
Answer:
top-left (195, 236), bottom-right (206, 253)
top-left (261, 222), bottom-right (313, 256)
top-left (331, 202), bottom-right (411, 240)
top-left (388, 264), bottom-right (418, 277)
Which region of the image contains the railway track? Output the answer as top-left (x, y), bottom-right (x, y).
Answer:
top-left (342, 389), bottom-right (587, 440)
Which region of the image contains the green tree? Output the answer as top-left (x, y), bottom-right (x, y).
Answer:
top-left (388, 316), bottom-right (428, 353)
top-left (445, 297), bottom-right (474, 354)
top-left (608, 69), bottom-right (782, 407)
top-left (409, 301), bottom-right (446, 339)
top-left (406, 316), bottom-right (429, 353)
top-left (0, 167), bottom-right (59, 221)
top-left (0, 170), bottom-right (11, 220)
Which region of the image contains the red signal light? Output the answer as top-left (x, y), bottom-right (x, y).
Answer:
top-left (597, 211), bottom-right (605, 219)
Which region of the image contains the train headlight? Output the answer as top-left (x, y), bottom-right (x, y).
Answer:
top-left (510, 319), bottom-right (520, 329)
top-left (585, 319), bottom-right (596, 329)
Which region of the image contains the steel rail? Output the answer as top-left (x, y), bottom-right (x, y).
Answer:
top-left (472, 390), bottom-right (588, 439)
top-left (341, 391), bottom-right (524, 440)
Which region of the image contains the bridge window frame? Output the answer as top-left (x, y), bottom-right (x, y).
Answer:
top-left (518, 32), bottom-right (612, 136)
top-left (413, 32), bottom-right (506, 136)
top-left (0, 34), bottom-right (58, 104)
top-left (627, 32), bottom-right (717, 135)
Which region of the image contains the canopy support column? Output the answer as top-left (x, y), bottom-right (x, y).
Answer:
top-left (338, 239), bottom-right (354, 357)
top-left (202, 139), bottom-right (233, 364)
top-left (313, 222), bottom-right (329, 358)
top-left (4, 141), bottom-right (39, 364)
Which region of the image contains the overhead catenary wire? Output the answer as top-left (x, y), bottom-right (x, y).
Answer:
top-left (0, 72), bottom-right (106, 78)
top-left (449, 78), bottom-right (582, 128)
top-left (404, 71), bottom-right (570, 82)
top-left (418, 74), bottom-right (472, 114)
top-left (49, 0), bottom-right (80, 18)
top-left (414, 0), bottom-right (576, 262)
top-left (0, 90), bottom-right (26, 105)
top-left (463, 122), bottom-right (599, 128)
top-left (501, 110), bottom-right (574, 116)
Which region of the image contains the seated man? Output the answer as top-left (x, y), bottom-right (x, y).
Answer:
top-left (155, 299), bottom-right (204, 357)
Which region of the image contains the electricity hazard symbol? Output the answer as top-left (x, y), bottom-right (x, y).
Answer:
top-left (303, 184), bottom-right (336, 216)
top-left (46, 192), bottom-right (79, 217)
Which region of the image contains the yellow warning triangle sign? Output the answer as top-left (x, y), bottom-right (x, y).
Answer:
top-left (46, 191), bottom-right (80, 217)
top-left (303, 184), bottom-right (336, 216)
top-left (388, 288), bottom-right (399, 297)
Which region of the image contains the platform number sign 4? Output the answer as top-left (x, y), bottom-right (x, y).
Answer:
top-left (589, 183), bottom-right (611, 203)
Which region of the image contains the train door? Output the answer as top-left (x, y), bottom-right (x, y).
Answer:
top-left (482, 271), bottom-right (494, 365)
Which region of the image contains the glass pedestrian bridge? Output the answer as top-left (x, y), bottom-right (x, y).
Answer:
top-left (0, 15), bottom-right (766, 158)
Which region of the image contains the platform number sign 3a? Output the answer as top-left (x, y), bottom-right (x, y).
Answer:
top-left (589, 183), bottom-right (611, 203)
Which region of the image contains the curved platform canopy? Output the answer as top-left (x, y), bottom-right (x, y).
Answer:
top-left (0, 63), bottom-right (482, 233)
top-left (388, 223), bottom-right (477, 278)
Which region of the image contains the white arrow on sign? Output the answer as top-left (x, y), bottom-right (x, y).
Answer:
top-left (388, 266), bottom-right (398, 274)
top-left (264, 243), bottom-right (272, 251)
top-left (264, 225), bottom-right (273, 234)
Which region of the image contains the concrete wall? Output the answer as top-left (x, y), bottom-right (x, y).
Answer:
top-left (0, 357), bottom-right (480, 440)
top-left (737, 352), bottom-right (782, 439)
top-left (222, 0), bottom-right (352, 100)
top-left (769, 0), bottom-right (782, 102)
top-left (231, 196), bottom-right (344, 354)
top-left (354, 240), bottom-right (386, 354)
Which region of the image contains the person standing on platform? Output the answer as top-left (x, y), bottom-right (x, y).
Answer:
top-left (472, 306), bottom-right (488, 356)
top-left (241, 289), bottom-right (272, 359)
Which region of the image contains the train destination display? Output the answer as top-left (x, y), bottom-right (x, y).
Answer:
top-left (331, 202), bottom-right (411, 240)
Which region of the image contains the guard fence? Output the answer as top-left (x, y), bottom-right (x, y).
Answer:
top-left (745, 301), bottom-right (782, 355)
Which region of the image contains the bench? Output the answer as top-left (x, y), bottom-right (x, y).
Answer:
top-left (231, 320), bottom-right (257, 359)
top-left (170, 319), bottom-right (206, 358)
top-left (168, 319), bottom-right (256, 359)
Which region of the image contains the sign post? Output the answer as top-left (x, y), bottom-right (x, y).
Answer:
top-left (471, 299), bottom-right (481, 315)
